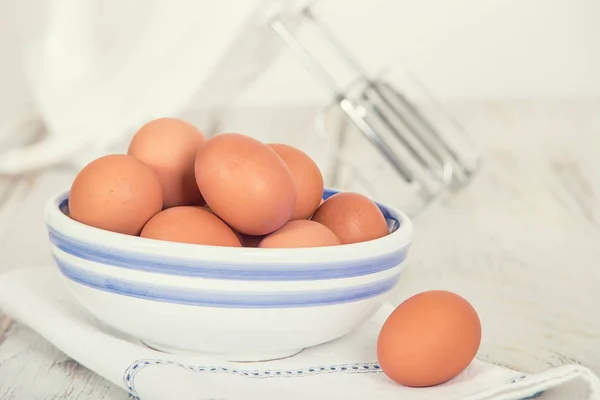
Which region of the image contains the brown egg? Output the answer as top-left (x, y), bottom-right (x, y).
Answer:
top-left (69, 154), bottom-right (163, 235)
top-left (141, 206), bottom-right (241, 246)
top-left (128, 117), bottom-right (206, 208)
top-left (267, 143), bottom-right (324, 220)
top-left (194, 205), bottom-right (249, 245)
top-left (311, 192), bottom-right (388, 244)
top-left (197, 204), bottom-right (214, 213)
top-left (377, 290), bottom-right (482, 387)
top-left (195, 133), bottom-right (296, 235)
top-left (258, 220), bottom-right (340, 248)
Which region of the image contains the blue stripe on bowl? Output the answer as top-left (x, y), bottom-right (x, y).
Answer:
top-left (48, 228), bottom-right (408, 281)
top-left (56, 257), bottom-right (401, 308)
top-left (50, 188), bottom-right (407, 281)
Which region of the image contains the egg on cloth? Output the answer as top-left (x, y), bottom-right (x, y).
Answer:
top-left (194, 133), bottom-right (296, 236)
top-left (128, 117), bottom-right (206, 208)
top-left (267, 143), bottom-right (324, 220)
top-left (141, 206), bottom-right (241, 246)
top-left (377, 290), bottom-right (482, 387)
top-left (311, 192), bottom-right (388, 244)
top-left (69, 154), bottom-right (163, 236)
top-left (258, 220), bottom-right (340, 248)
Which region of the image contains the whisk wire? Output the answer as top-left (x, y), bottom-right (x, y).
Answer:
top-left (270, 8), bottom-right (481, 212)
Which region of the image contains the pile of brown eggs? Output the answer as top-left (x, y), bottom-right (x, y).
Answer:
top-left (68, 117), bottom-right (390, 248)
top-left (68, 117), bottom-right (484, 389)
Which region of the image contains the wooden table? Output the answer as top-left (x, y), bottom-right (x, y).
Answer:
top-left (0, 101), bottom-right (599, 398)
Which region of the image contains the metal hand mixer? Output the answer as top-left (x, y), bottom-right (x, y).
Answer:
top-left (269, 6), bottom-right (482, 216)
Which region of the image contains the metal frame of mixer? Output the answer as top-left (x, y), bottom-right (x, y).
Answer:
top-left (269, 6), bottom-right (482, 215)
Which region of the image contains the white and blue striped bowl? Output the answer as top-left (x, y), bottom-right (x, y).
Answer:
top-left (45, 188), bottom-right (413, 361)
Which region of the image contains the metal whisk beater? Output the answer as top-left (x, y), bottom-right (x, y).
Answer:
top-left (270, 7), bottom-right (482, 215)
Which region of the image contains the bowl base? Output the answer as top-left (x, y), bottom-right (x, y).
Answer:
top-left (143, 341), bottom-right (304, 363)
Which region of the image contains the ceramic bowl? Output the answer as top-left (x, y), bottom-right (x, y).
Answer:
top-left (45, 188), bottom-right (413, 361)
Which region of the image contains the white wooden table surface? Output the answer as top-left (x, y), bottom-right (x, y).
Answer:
top-left (0, 100), bottom-right (599, 399)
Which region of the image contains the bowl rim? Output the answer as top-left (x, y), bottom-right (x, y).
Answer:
top-left (45, 187), bottom-right (413, 263)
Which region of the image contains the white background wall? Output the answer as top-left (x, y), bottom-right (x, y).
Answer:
top-left (0, 0), bottom-right (598, 126)
top-left (238, 0), bottom-right (600, 105)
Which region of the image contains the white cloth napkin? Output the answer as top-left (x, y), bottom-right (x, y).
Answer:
top-left (0, 266), bottom-right (598, 400)
top-left (0, 0), bottom-right (310, 175)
